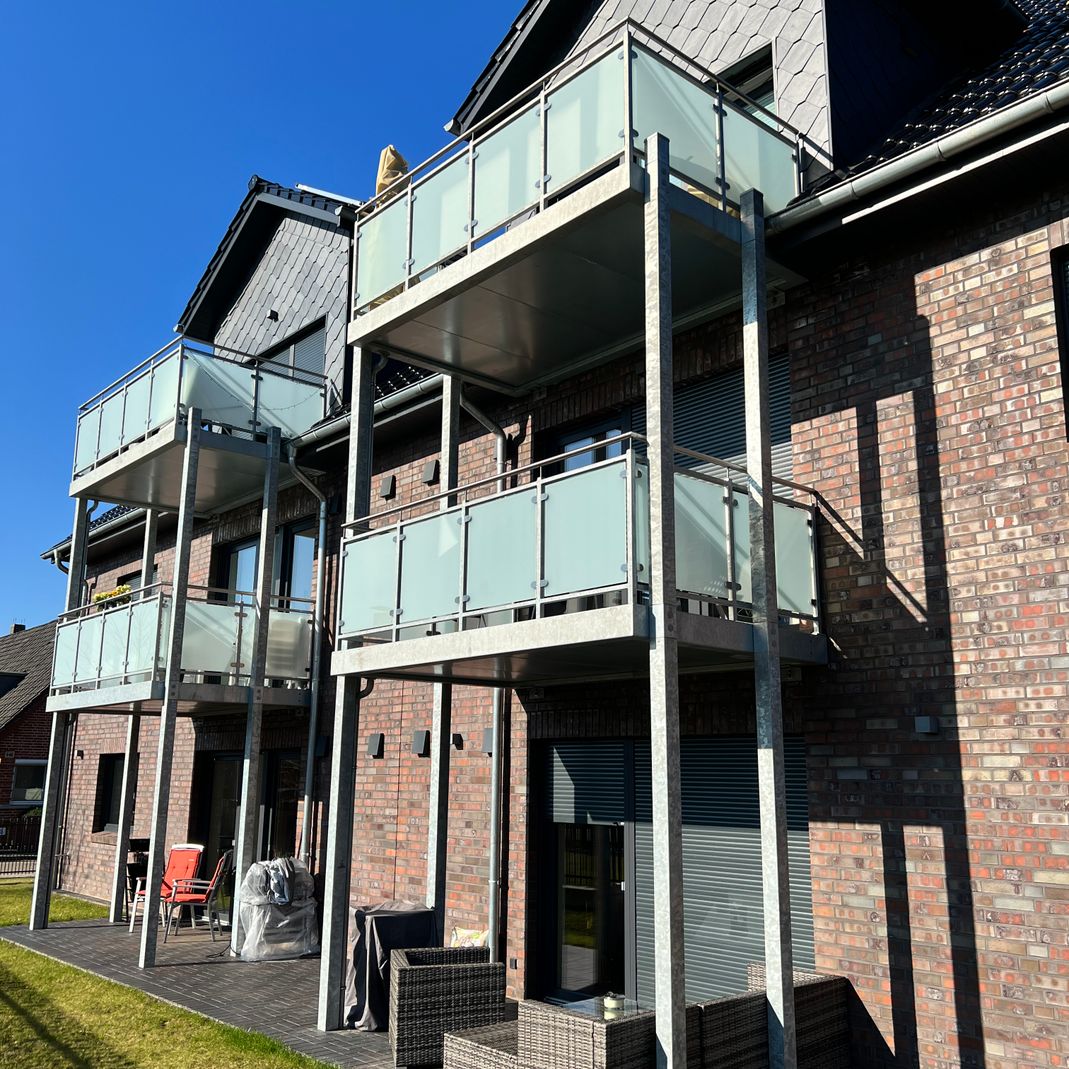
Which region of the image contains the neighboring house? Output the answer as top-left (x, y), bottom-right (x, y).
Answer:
top-left (32, 4), bottom-right (1069, 1069)
top-left (0, 622), bottom-right (53, 820)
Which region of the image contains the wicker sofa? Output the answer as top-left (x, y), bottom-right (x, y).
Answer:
top-left (390, 947), bottom-right (506, 1068)
top-left (442, 971), bottom-right (849, 1069)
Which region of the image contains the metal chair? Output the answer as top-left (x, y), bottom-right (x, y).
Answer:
top-left (128, 842), bottom-right (203, 933)
top-left (164, 848), bottom-right (233, 942)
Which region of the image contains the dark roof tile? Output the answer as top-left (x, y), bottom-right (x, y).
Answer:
top-left (0, 621), bottom-right (55, 732)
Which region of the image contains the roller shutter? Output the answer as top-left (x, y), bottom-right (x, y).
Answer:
top-left (632, 353), bottom-right (793, 485)
top-left (293, 325), bottom-right (326, 376)
top-left (545, 741), bottom-right (630, 824)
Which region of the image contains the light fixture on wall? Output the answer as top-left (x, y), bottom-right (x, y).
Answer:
top-left (412, 730), bottom-right (430, 757)
top-left (367, 733), bottom-right (385, 759)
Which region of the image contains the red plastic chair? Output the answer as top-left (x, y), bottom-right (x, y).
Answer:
top-left (128, 843), bottom-right (203, 933)
top-left (164, 848), bottom-right (233, 942)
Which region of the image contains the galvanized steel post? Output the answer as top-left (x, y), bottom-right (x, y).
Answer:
top-left (741, 188), bottom-right (797, 1069)
top-left (109, 713), bottom-right (141, 923)
top-left (644, 133), bottom-right (687, 1069)
top-left (231, 425), bottom-right (281, 954)
top-left (318, 348), bottom-right (376, 1031)
top-left (139, 411), bottom-right (201, 969)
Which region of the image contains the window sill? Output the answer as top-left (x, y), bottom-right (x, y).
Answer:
top-left (90, 831), bottom-right (118, 846)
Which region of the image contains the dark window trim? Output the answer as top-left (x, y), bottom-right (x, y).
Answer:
top-left (1053, 247), bottom-right (1069, 440)
top-left (92, 754), bottom-right (128, 833)
top-left (9, 759), bottom-right (46, 807)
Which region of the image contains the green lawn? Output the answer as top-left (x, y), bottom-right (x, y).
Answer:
top-left (0, 879), bottom-right (110, 928)
top-left (0, 881), bottom-right (332, 1069)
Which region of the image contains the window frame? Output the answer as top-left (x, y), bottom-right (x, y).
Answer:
top-left (9, 759), bottom-right (47, 807)
top-left (1053, 247), bottom-right (1069, 440)
top-left (93, 753), bottom-right (128, 834)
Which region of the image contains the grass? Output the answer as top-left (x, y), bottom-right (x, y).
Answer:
top-left (0, 879), bottom-right (110, 928)
top-left (0, 881), bottom-right (332, 1069)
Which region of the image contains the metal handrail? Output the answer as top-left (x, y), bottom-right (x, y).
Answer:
top-left (360, 18), bottom-right (805, 219)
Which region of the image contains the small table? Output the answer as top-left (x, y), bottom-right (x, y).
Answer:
top-left (345, 900), bottom-right (438, 1031)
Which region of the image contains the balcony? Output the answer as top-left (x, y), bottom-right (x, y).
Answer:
top-left (70, 338), bottom-right (331, 512)
top-left (349, 21), bottom-right (805, 394)
top-left (333, 437), bottom-right (826, 686)
top-left (48, 585), bottom-right (313, 715)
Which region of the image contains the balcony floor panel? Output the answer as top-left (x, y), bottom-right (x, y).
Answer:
top-left (69, 425), bottom-right (290, 514)
top-left (350, 167), bottom-right (800, 394)
top-left (47, 681), bottom-right (310, 717)
top-left (332, 605), bottom-right (827, 687)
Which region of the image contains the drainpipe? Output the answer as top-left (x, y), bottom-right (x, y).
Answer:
top-left (459, 391), bottom-right (510, 963)
top-left (288, 448), bottom-right (327, 869)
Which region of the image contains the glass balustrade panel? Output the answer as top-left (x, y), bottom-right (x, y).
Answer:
top-left (98, 606), bottom-right (131, 684)
top-left (74, 615), bottom-right (103, 684)
top-left (257, 368), bottom-right (324, 438)
top-left (52, 622), bottom-right (78, 688)
top-left (465, 489), bottom-right (538, 612)
top-left (731, 488), bottom-right (752, 606)
top-left (633, 462), bottom-right (650, 583)
top-left (74, 407), bottom-right (101, 474)
top-left (339, 531), bottom-right (399, 636)
top-left (127, 596), bottom-right (164, 681)
top-left (674, 473), bottom-right (731, 600)
top-left (147, 351), bottom-right (181, 432)
top-left (546, 50), bottom-right (625, 193)
top-left (97, 391), bottom-right (125, 464)
top-left (183, 601), bottom-right (245, 677)
top-left (473, 105), bottom-right (541, 236)
top-left (355, 197), bottom-right (408, 309)
top-left (410, 154), bottom-right (469, 277)
top-left (182, 352), bottom-right (255, 431)
top-left (399, 512), bottom-right (462, 625)
top-left (544, 461), bottom-right (629, 599)
top-left (266, 611), bottom-right (311, 681)
top-left (632, 47), bottom-right (719, 195)
top-left (774, 501), bottom-right (815, 617)
top-left (721, 103), bottom-right (796, 213)
top-left (121, 371), bottom-right (152, 447)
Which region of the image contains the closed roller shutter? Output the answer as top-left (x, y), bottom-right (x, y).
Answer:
top-left (632, 353), bottom-right (793, 486)
top-left (545, 741), bottom-right (630, 825)
top-left (293, 325), bottom-right (326, 376)
top-left (633, 737), bottom-right (815, 1005)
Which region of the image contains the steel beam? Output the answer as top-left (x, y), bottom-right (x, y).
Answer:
top-left (644, 134), bottom-right (687, 1069)
top-left (318, 348), bottom-right (376, 1031)
top-left (426, 376), bottom-right (460, 937)
top-left (30, 496), bottom-right (90, 930)
top-left (231, 426), bottom-right (281, 954)
top-left (139, 411), bottom-right (201, 969)
top-left (742, 188), bottom-right (797, 1069)
top-left (140, 509), bottom-right (158, 588)
top-left (109, 713), bottom-right (141, 923)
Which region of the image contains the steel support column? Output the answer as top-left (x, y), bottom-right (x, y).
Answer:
top-left (318, 348), bottom-right (376, 1031)
top-left (30, 496), bottom-right (90, 930)
top-left (109, 713), bottom-right (141, 923)
top-left (140, 508), bottom-right (158, 588)
top-left (741, 188), bottom-right (796, 1069)
top-left (426, 376), bottom-right (460, 938)
top-left (644, 133), bottom-right (687, 1069)
top-left (232, 426), bottom-right (281, 954)
top-left (139, 411), bottom-right (201, 969)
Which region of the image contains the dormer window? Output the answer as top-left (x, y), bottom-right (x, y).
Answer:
top-left (720, 45), bottom-right (775, 120)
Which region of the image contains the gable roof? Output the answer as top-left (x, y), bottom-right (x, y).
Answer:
top-left (858, 0), bottom-right (1069, 170)
top-left (0, 622), bottom-right (55, 732)
top-left (176, 177), bottom-right (349, 342)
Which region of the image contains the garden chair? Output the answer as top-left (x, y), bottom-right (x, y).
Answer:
top-left (128, 842), bottom-right (203, 933)
top-left (164, 848), bottom-right (233, 942)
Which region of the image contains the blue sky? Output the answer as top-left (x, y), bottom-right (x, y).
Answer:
top-left (0, 0), bottom-right (518, 629)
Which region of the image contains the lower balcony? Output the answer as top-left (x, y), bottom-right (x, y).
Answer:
top-left (48, 585), bottom-right (313, 715)
top-left (333, 437), bottom-right (826, 686)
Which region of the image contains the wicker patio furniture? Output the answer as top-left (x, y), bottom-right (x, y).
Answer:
top-left (444, 1021), bottom-right (521, 1069)
top-left (517, 999), bottom-right (656, 1069)
top-left (390, 946), bottom-right (506, 1067)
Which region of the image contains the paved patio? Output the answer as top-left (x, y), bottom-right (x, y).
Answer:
top-left (0, 918), bottom-right (393, 1068)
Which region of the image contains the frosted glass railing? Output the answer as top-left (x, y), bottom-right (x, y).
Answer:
top-left (51, 589), bottom-right (313, 695)
top-left (338, 446), bottom-right (820, 645)
top-left (72, 339), bottom-right (329, 478)
top-left (353, 22), bottom-right (802, 312)
top-left (339, 454), bottom-right (644, 640)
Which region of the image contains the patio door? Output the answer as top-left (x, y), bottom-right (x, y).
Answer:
top-left (189, 752), bottom-right (242, 923)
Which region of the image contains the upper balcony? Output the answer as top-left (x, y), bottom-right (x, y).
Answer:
top-left (332, 436), bottom-right (826, 686)
top-left (70, 337), bottom-right (332, 512)
top-left (48, 584), bottom-right (313, 716)
top-left (348, 21), bottom-right (806, 394)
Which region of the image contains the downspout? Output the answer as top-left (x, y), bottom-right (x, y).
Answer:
top-left (459, 392), bottom-right (509, 963)
top-left (288, 449), bottom-right (327, 868)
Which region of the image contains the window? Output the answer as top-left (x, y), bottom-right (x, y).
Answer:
top-left (10, 760), bottom-right (46, 806)
top-left (261, 322), bottom-right (325, 378)
top-left (118, 564), bottom-right (159, 593)
top-left (1054, 248), bottom-right (1069, 439)
top-left (215, 521), bottom-right (318, 607)
top-left (544, 419), bottom-right (629, 474)
top-left (93, 754), bottom-right (127, 833)
top-left (720, 45), bottom-right (775, 122)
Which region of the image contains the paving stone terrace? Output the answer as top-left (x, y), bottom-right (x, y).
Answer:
top-left (0, 919), bottom-right (393, 1069)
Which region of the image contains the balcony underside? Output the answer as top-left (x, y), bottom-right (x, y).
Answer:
top-left (46, 681), bottom-right (311, 717)
top-left (349, 164), bottom-right (802, 395)
top-left (69, 422), bottom-right (309, 514)
top-left (331, 604), bottom-right (827, 687)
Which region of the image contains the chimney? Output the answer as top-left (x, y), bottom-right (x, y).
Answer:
top-left (10, 623), bottom-right (25, 634)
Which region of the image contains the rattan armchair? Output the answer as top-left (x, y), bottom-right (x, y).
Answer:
top-left (390, 946), bottom-right (506, 1067)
